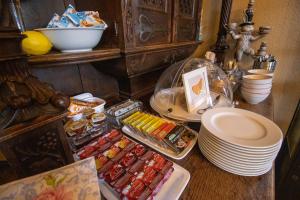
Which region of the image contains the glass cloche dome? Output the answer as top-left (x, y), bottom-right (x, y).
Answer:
top-left (150, 56), bottom-right (233, 122)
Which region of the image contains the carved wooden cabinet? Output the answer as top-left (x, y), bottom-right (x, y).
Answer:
top-left (174, 0), bottom-right (200, 42)
top-left (124, 0), bottom-right (172, 47)
top-left (75, 0), bottom-right (203, 98)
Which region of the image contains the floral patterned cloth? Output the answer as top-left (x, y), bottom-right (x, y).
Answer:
top-left (0, 157), bottom-right (101, 200)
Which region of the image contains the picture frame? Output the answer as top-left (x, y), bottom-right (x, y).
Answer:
top-left (182, 67), bottom-right (210, 113)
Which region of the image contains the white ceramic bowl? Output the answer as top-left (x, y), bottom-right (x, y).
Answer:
top-left (241, 90), bottom-right (270, 104)
top-left (242, 82), bottom-right (272, 89)
top-left (243, 75), bottom-right (273, 85)
top-left (241, 86), bottom-right (271, 94)
top-left (242, 90), bottom-right (270, 98)
top-left (242, 95), bottom-right (268, 105)
top-left (36, 27), bottom-right (107, 52)
top-left (248, 69), bottom-right (274, 77)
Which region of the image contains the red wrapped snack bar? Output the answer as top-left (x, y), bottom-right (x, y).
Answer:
top-left (132, 144), bottom-right (146, 157)
top-left (152, 154), bottom-right (167, 171)
top-left (122, 179), bottom-right (152, 200)
top-left (113, 173), bottom-right (133, 193)
top-left (152, 167), bottom-right (174, 195)
top-left (148, 173), bottom-right (164, 190)
top-left (123, 142), bottom-right (136, 152)
top-left (111, 150), bottom-right (127, 163)
top-left (106, 129), bottom-right (123, 142)
top-left (95, 155), bottom-right (108, 170)
top-left (128, 160), bottom-right (145, 174)
top-left (104, 164), bottom-right (125, 184)
top-left (142, 166), bottom-right (157, 186)
top-left (78, 145), bottom-right (96, 159)
top-left (160, 161), bottom-right (173, 175)
top-left (96, 137), bottom-right (108, 147)
top-left (103, 146), bottom-right (121, 159)
top-left (114, 137), bottom-right (131, 149)
top-left (133, 166), bottom-right (157, 186)
top-left (98, 160), bottom-right (114, 177)
top-left (140, 150), bottom-right (154, 161)
top-left (120, 152), bottom-right (137, 168)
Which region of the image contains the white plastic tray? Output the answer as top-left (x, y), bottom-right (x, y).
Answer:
top-left (122, 125), bottom-right (197, 160)
top-left (72, 92), bottom-right (93, 100)
top-left (99, 162), bottom-right (190, 200)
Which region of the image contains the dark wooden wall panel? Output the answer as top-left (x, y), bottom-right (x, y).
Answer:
top-left (20, 0), bottom-right (66, 30)
top-left (78, 63), bottom-right (119, 99)
top-left (31, 63), bottom-right (119, 100)
top-left (31, 64), bottom-right (83, 96)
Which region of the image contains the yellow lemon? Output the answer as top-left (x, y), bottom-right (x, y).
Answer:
top-left (21, 31), bottom-right (52, 55)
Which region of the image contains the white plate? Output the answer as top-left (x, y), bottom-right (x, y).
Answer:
top-left (99, 162), bottom-right (190, 200)
top-left (198, 137), bottom-right (277, 168)
top-left (122, 125), bottom-right (197, 160)
top-left (200, 144), bottom-right (272, 171)
top-left (150, 88), bottom-right (233, 122)
top-left (198, 134), bottom-right (279, 163)
top-left (201, 108), bottom-right (283, 148)
top-left (200, 146), bottom-right (273, 176)
top-left (200, 126), bottom-right (281, 152)
top-left (199, 144), bottom-right (273, 175)
top-left (198, 128), bottom-right (281, 156)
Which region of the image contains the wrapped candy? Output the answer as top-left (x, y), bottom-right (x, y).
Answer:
top-left (47, 4), bottom-right (107, 28)
top-left (47, 13), bottom-right (60, 28)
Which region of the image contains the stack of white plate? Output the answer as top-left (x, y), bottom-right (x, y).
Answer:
top-left (241, 74), bottom-right (273, 104)
top-left (198, 107), bottom-right (283, 176)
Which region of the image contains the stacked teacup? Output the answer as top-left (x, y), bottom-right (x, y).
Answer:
top-left (241, 69), bottom-right (273, 104)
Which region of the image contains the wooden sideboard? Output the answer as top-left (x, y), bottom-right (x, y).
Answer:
top-left (14, 0), bottom-right (203, 99)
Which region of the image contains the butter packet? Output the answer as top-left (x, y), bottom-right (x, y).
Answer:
top-left (67, 11), bottom-right (107, 28)
top-left (65, 12), bottom-right (82, 26)
top-left (58, 16), bottom-right (76, 28)
top-left (47, 4), bottom-right (78, 28)
top-left (47, 13), bottom-right (76, 28)
top-left (81, 11), bottom-right (107, 28)
top-left (47, 13), bottom-right (60, 28)
top-left (62, 4), bottom-right (77, 16)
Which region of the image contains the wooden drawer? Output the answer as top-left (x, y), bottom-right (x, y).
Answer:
top-left (173, 0), bottom-right (200, 42)
top-left (125, 45), bottom-right (196, 76)
top-left (130, 0), bottom-right (172, 47)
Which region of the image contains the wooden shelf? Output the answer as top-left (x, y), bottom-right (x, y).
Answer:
top-left (28, 48), bottom-right (121, 67)
top-left (28, 41), bottom-right (202, 67)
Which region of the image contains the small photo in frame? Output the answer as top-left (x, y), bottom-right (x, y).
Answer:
top-left (182, 67), bottom-right (210, 113)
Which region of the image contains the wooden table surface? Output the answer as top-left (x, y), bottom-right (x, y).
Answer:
top-left (174, 95), bottom-right (275, 200)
